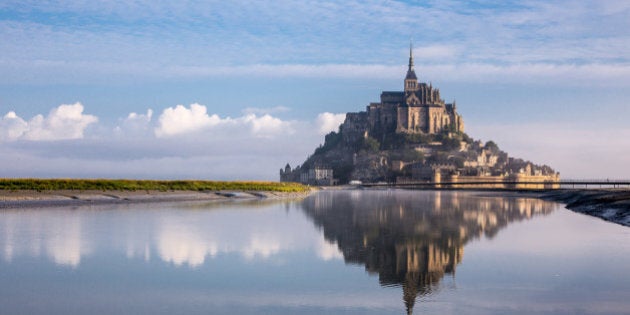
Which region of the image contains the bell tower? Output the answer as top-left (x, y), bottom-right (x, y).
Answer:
top-left (404, 42), bottom-right (418, 93)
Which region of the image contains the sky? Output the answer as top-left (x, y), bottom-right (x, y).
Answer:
top-left (1, 0), bottom-right (629, 180)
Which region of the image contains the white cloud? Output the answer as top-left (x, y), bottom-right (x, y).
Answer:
top-left (114, 109), bottom-right (153, 137)
top-left (155, 103), bottom-right (223, 137)
top-left (0, 102), bottom-right (326, 180)
top-left (240, 113), bottom-right (293, 137)
top-left (0, 103), bottom-right (98, 141)
top-left (155, 103), bottom-right (294, 138)
top-left (0, 111), bottom-right (28, 141)
top-left (316, 112), bottom-right (346, 135)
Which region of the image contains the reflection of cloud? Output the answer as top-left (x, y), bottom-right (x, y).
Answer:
top-left (316, 238), bottom-right (343, 261)
top-left (157, 226), bottom-right (218, 267)
top-left (153, 207), bottom-right (320, 267)
top-left (0, 211), bottom-right (90, 267)
top-left (44, 216), bottom-right (88, 268)
top-left (0, 201), bottom-right (339, 269)
top-left (2, 222), bottom-right (14, 263)
top-left (242, 237), bottom-right (282, 260)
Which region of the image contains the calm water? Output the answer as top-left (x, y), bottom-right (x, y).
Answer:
top-left (1, 190), bottom-right (630, 315)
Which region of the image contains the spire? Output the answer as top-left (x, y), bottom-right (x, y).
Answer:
top-left (408, 41), bottom-right (415, 72)
top-left (404, 41), bottom-right (418, 92)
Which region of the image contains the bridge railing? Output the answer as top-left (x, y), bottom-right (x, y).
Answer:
top-left (361, 180), bottom-right (630, 190)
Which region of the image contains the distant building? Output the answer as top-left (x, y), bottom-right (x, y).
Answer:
top-left (280, 164), bottom-right (334, 186)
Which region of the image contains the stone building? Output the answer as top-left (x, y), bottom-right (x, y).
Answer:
top-left (280, 163), bottom-right (334, 186)
top-left (341, 44), bottom-right (464, 142)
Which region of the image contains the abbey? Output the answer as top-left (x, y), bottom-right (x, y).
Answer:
top-left (342, 45), bottom-right (464, 142)
top-left (281, 45), bottom-right (558, 186)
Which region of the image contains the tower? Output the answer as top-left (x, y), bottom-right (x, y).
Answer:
top-left (404, 42), bottom-right (418, 93)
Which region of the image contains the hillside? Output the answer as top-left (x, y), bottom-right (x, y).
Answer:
top-left (285, 128), bottom-right (557, 184)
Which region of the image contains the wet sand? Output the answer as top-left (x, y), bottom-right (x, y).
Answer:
top-left (0, 190), bottom-right (312, 209)
top-left (538, 189), bottom-right (630, 227)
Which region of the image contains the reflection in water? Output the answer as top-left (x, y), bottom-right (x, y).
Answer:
top-left (0, 199), bottom-right (338, 268)
top-left (1, 209), bottom-right (90, 267)
top-left (301, 190), bottom-right (554, 314)
top-left (2, 192), bottom-right (630, 314)
top-left (153, 201), bottom-right (314, 266)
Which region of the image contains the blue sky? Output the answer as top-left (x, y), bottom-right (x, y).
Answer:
top-left (1, 0), bottom-right (629, 180)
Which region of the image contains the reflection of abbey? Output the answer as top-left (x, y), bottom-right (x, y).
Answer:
top-left (281, 44), bottom-right (559, 185)
top-left (301, 190), bottom-right (555, 315)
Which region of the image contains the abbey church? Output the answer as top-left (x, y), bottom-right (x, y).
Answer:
top-left (342, 45), bottom-right (464, 142)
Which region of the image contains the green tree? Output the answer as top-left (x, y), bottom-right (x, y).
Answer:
top-left (362, 136), bottom-right (381, 152)
top-left (442, 137), bottom-right (461, 151)
top-left (484, 140), bottom-right (499, 152)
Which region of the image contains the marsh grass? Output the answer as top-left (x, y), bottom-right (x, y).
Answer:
top-left (0, 179), bottom-right (308, 192)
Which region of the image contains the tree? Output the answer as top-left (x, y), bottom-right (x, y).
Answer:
top-left (450, 156), bottom-right (465, 168)
top-left (484, 140), bottom-right (499, 152)
top-left (461, 133), bottom-right (473, 144)
top-left (362, 136), bottom-right (381, 152)
top-left (442, 137), bottom-right (461, 151)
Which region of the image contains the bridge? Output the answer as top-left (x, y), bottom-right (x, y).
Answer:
top-left (360, 179), bottom-right (630, 190)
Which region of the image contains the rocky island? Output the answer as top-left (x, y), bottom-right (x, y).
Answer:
top-left (281, 46), bottom-right (559, 187)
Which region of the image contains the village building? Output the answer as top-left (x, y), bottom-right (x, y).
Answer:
top-left (280, 164), bottom-right (334, 186)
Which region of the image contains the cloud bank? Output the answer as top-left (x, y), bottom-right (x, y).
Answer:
top-left (1, 103), bottom-right (321, 180)
top-left (3, 102), bottom-right (630, 180)
top-left (0, 103), bottom-right (97, 141)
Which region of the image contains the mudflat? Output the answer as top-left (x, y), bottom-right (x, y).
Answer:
top-left (540, 189), bottom-right (630, 227)
top-left (0, 190), bottom-right (311, 209)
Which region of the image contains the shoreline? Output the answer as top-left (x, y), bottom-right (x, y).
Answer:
top-left (0, 189), bottom-right (313, 209)
top-left (537, 189), bottom-right (630, 227)
top-left (1, 187), bottom-right (628, 228)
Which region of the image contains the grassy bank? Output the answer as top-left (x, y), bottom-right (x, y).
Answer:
top-left (0, 179), bottom-right (309, 192)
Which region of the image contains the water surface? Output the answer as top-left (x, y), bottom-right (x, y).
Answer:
top-left (1, 190), bottom-right (629, 314)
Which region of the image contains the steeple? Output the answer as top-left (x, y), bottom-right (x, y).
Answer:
top-left (408, 42), bottom-right (415, 72)
top-left (404, 41), bottom-right (418, 92)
